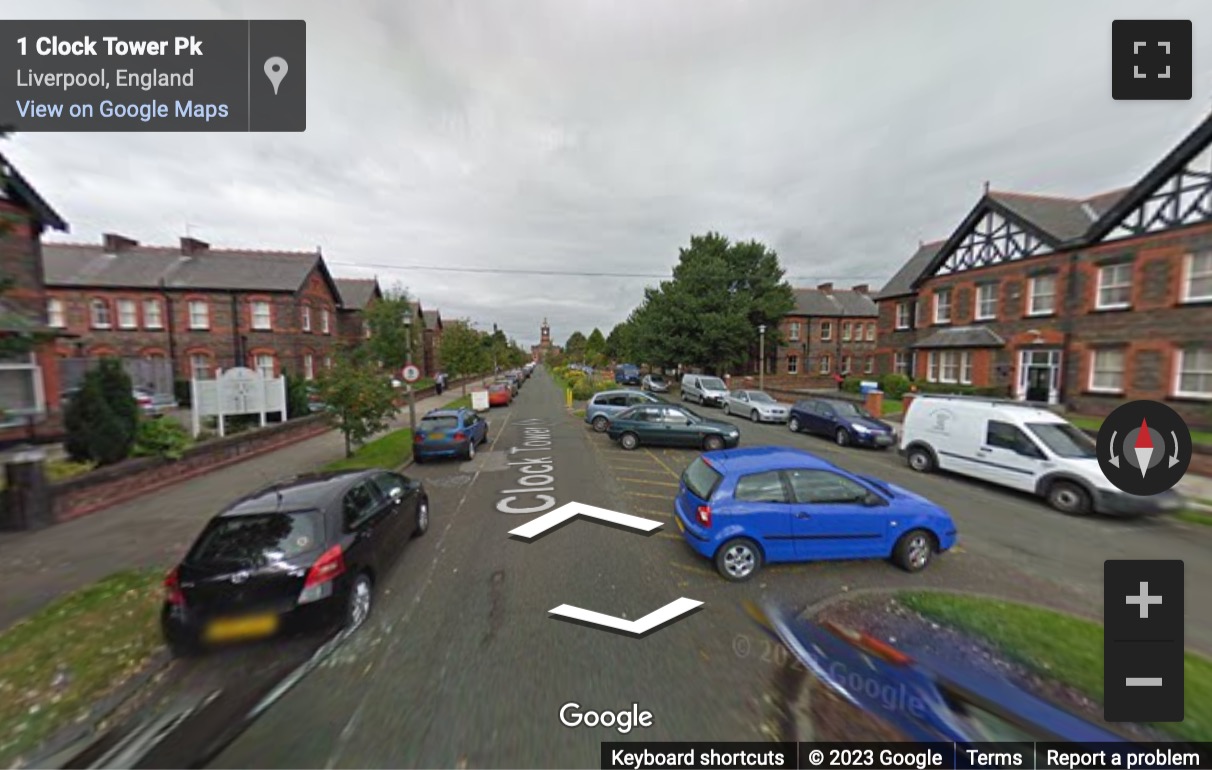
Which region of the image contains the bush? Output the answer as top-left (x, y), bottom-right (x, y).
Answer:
top-left (174, 379), bottom-right (192, 407)
top-left (880, 373), bottom-right (911, 399)
top-left (132, 418), bottom-right (193, 460)
top-left (64, 359), bottom-right (139, 466)
top-left (841, 376), bottom-right (863, 394)
top-left (285, 375), bottom-right (312, 419)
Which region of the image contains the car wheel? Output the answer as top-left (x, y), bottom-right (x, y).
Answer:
top-left (620, 432), bottom-right (640, 450)
top-left (703, 434), bottom-right (725, 451)
top-left (723, 403), bottom-right (730, 415)
top-left (345, 573), bottom-right (373, 631)
top-left (697, 394), bottom-right (704, 405)
top-left (750, 409), bottom-right (759, 422)
top-left (465, 440), bottom-right (476, 461)
top-left (1047, 481), bottom-right (1092, 516)
top-left (892, 530), bottom-right (936, 572)
top-left (592, 415), bottom-right (610, 432)
top-left (907, 446), bottom-right (935, 473)
top-left (413, 497), bottom-right (429, 537)
top-left (715, 538), bottom-right (762, 582)
top-left (835, 428), bottom-right (851, 447)
top-left (788, 417), bottom-right (801, 433)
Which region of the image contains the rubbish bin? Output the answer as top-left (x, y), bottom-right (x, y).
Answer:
top-left (0, 448), bottom-right (52, 531)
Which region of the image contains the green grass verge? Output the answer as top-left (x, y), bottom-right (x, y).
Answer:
top-left (1068, 414), bottom-right (1212, 445)
top-left (0, 569), bottom-right (165, 766)
top-left (324, 428), bottom-right (414, 472)
top-left (882, 397), bottom-right (904, 416)
top-left (442, 395), bottom-right (472, 411)
top-left (897, 591), bottom-right (1212, 742)
top-left (1177, 509), bottom-right (1212, 527)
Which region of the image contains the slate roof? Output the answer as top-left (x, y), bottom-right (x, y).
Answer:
top-left (790, 287), bottom-right (877, 318)
top-left (422, 309), bottom-right (442, 329)
top-left (41, 242), bottom-right (332, 294)
top-left (875, 240), bottom-right (945, 300)
top-left (911, 326), bottom-right (1006, 349)
top-left (334, 278), bottom-right (379, 310)
top-left (988, 191), bottom-right (1099, 243)
top-left (0, 152), bottom-right (68, 232)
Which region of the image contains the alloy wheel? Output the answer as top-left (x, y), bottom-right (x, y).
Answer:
top-left (349, 577), bottom-right (372, 629)
top-left (722, 543), bottom-right (756, 579)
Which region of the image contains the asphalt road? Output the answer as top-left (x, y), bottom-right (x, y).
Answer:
top-left (205, 371), bottom-right (1210, 768)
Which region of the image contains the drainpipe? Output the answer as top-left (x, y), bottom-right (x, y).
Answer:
top-left (1060, 247), bottom-right (1080, 408)
top-left (230, 294), bottom-right (242, 368)
top-left (161, 280), bottom-right (177, 378)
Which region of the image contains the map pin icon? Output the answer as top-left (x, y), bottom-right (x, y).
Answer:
top-left (264, 57), bottom-right (288, 95)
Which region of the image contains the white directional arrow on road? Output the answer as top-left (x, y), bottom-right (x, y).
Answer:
top-left (549, 598), bottom-right (704, 636)
top-left (508, 501), bottom-right (663, 542)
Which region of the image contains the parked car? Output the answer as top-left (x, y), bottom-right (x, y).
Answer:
top-left (494, 376), bottom-right (518, 397)
top-left (680, 374), bottom-right (730, 407)
top-left (584, 389), bottom-right (665, 432)
top-left (606, 403), bottom-right (740, 451)
top-left (161, 469), bottom-right (429, 655)
top-left (788, 396), bottom-right (896, 448)
top-left (899, 395), bottom-right (1185, 516)
top-left (723, 390), bottom-right (789, 423)
top-left (614, 364), bottom-right (642, 386)
top-left (488, 382), bottom-right (512, 407)
top-left (134, 386), bottom-right (179, 416)
top-left (674, 446), bottom-right (957, 581)
top-left (641, 373), bottom-right (670, 393)
top-left (413, 408), bottom-right (489, 463)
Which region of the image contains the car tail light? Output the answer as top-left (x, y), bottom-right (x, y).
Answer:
top-left (414, 433), bottom-right (424, 443)
top-left (453, 432), bottom-right (466, 441)
top-left (826, 621), bottom-right (913, 665)
top-left (304, 545), bottom-right (345, 589)
top-left (164, 566), bottom-right (185, 606)
top-left (696, 505), bottom-right (712, 527)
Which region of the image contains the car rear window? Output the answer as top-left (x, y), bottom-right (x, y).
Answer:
top-left (187, 511), bottom-right (323, 568)
top-left (420, 416), bottom-right (458, 430)
top-left (683, 457), bottom-right (723, 500)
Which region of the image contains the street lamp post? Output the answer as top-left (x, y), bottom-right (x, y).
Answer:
top-left (404, 314), bottom-right (417, 434)
top-left (758, 324), bottom-right (767, 391)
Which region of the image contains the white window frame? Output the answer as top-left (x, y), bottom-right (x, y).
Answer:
top-left (927, 352), bottom-right (940, 382)
top-left (841, 355), bottom-right (852, 375)
top-left (841, 321), bottom-right (852, 342)
top-left (1174, 347), bottom-right (1212, 399)
top-left (143, 299), bottom-right (163, 329)
top-left (302, 304), bottom-right (312, 332)
top-left (975, 284), bottom-right (998, 320)
top-left (255, 353), bottom-right (276, 379)
top-left (117, 299), bottom-right (137, 329)
top-left (46, 298), bottom-right (65, 328)
top-left (789, 322), bottom-right (800, 342)
top-left (894, 351), bottom-right (908, 376)
top-left (960, 351), bottom-right (972, 385)
top-left (0, 352), bottom-right (45, 423)
top-left (820, 321), bottom-right (832, 341)
top-left (787, 354), bottom-right (799, 374)
top-left (190, 353), bottom-right (212, 380)
top-left (1095, 263), bottom-right (1133, 310)
top-left (819, 354), bottom-right (831, 374)
top-left (1181, 252), bottom-right (1212, 303)
top-left (321, 308), bottom-right (331, 334)
top-left (940, 351), bottom-right (959, 383)
top-left (90, 298), bottom-right (111, 329)
top-left (933, 289), bottom-right (952, 324)
top-left (303, 353), bottom-right (315, 380)
top-left (1027, 275), bottom-right (1057, 316)
top-left (251, 300), bottom-right (272, 331)
top-left (864, 356), bottom-right (874, 374)
top-left (324, 355), bottom-right (333, 369)
top-left (895, 302), bottom-right (912, 330)
top-left (363, 320), bottom-right (371, 339)
top-left (1088, 348), bottom-right (1126, 394)
top-left (865, 322), bottom-right (876, 342)
top-left (188, 300), bottom-right (210, 330)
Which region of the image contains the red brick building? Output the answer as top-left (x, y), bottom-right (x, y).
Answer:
top-left (422, 308), bottom-right (443, 376)
top-left (765, 284), bottom-right (878, 388)
top-left (0, 153), bottom-right (69, 442)
top-left (875, 114), bottom-right (1212, 427)
top-left (334, 277), bottom-right (382, 348)
top-left (42, 235), bottom-right (345, 383)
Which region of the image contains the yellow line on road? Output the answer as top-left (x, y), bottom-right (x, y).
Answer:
top-left (635, 508), bottom-right (671, 517)
top-left (618, 478), bottom-right (680, 488)
top-left (668, 560), bottom-right (716, 577)
top-left (627, 491), bottom-right (671, 500)
top-left (656, 531), bottom-right (683, 541)
top-left (608, 464), bottom-right (669, 474)
top-left (642, 448), bottom-right (683, 480)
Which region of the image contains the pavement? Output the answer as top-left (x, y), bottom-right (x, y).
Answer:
top-left (0, 378), bottom-right (493, 634)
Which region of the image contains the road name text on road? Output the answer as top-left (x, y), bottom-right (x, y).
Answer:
top-left (496, 424), bottom-right (557, 514)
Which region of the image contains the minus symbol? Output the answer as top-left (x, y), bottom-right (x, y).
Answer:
top-left (1126, 677), bottom-right (1163, 686)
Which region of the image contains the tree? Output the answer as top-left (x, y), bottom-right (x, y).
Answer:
top-left (564, 331), bottom-right (587, 362)
top-left (314, 350), bottom-right (399, 457)
top-left (64, 359), bottom-right (140, 465)
top-left (363, 283), bottom-right (418, 374)
top-left (585, 328), bottom-right (607, 367)
top-left (440, 319), bottom-right (490, 393)
top-left (604, 322), bottom-right (634, 362)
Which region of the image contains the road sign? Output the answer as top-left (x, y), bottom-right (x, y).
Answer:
top-left (401, 364), bottom-right (421, 383)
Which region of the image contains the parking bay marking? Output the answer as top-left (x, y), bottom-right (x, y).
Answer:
top-left (618, 478), bottom-right (680, 488)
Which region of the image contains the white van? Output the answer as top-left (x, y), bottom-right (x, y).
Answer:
top-left (899, 395), bottom-right (1184, 516)
top-left (680, 374), bottom-right (730, 407)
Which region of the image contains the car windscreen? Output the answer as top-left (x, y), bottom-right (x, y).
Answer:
top-left (700, 377), bottom-right (726, 390)
top-left (832, 401), bottom-right (871, 419)
top-left (749, 392), bottom-right (776, 403)
top-left (683, 457), bottom-right (723, 500)
top-left (649, 375), bottom-right (665, 383)
top-left (187, 511), bottom-right (323, 568)
top-left (1026, 422), bottom-right (1097, 459)
top-left (419, 416), bottom-right (459, 431)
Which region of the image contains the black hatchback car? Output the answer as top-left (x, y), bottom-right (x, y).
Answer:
top-left (162, 469), bottom-right (428, 655)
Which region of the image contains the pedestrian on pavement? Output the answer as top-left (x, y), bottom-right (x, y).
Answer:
top-left (435, 371), bottom-right (446, 395)
top-left (833, 371), bottom-right (844, 391)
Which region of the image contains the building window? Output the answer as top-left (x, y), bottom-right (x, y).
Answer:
top-left (321, 308), bottom-right (331, 334)
top-left (842, 321), bottom-right (852, 342)
top-left (324, 355), bottom-right (332, 369)
top-left (255, 353), bottom-right (276, 379)
top-left (117, 299), bottom-right (137, 329)
top-left (933, 289), bottom-right (952, 324)
top-left (302, 304), bottom-right (312, 332)
top-left (820, 321), bottom-right (832, 341)
top-left (1174, 347), bottom-right (1212, 399)
top-left (789, 322), bottom-right (800, 342)
top-left (895, 302), bottom-right (912, 330)
top-left (251, 300), bottom-right (272, 330)
top-left (303, 353), bottom-right (315, 380)
top-left (363, 320), bottom-right (371, 339)
top-left (894, 352), bottom-right (909, 376)
top-left (188, 300), bottom-right (210, 330)
top-left (0, 353), bottom-right (43, 423)
top-left (926, 351), bottom-right (969, 384)
top-left (819, 354), bottom-right (831, 374)
top-left (864, 356), bottom-right (874, 374)
top-left (975, 284), bottom-right (998, 320)
top-left (960, 351), bottom-right (972, 384)
top-left (1028, 275), bottom-right (1057, 316)
top-left (190, 353), bottom-right (213, 380)
top-left (1182, 252), bottom-right (1212, 303)
top-left (787, 355), bottom-right (798, 374)
top-left (1096, 263), bottom-right (1133, 310)
top-left (90, 298), bottom-right (111, 328)
top-left (144, 299), bottom-right (163, 329)
top-left (865, 322), bottom-right (876, 342)
top-left (1089, 349), bottom-right (1125, 393)
top-left (841, 355), bottom-right (852, 374)
top-left (46, 298), bottom-right (65, 328)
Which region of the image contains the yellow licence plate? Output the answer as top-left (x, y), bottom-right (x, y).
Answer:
top-left (676, 514), bottom-right (685, 533)
top-left (428, 432), bottom-right (446, 440)
top-left (205, 614), bottom-right (279, 643)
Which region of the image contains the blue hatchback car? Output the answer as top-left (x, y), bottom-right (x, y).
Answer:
top-left (413, 408), bottom-right (489, 463)
top-left (674, 446), bottom-right (956, 581)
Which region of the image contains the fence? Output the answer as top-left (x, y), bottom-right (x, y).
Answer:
top-left (58, 357), bottom-right (175, 397)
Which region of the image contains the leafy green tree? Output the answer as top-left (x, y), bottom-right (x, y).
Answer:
top-left (604, 322), bottom-right (634, 362)
top-left (284, 374), bottom-right (312, 419)
top-left (564, 331), bottom-right (587, 362)
top-left (440, 319), bottom-right (490, 393)
top-left (585, 328), bottom-right (607, 367)
top-left (64, 359), bottom-right (139, 465)
top-left (363, 283), bottom-right (418, 373)
top-left (314, 350), bottom-right (399, 457)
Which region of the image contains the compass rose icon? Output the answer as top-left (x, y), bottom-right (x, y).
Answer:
top-left (1098, 401), bottom-right (1192, 495)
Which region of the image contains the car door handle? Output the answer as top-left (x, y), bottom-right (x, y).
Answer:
top-left (796, 512), bottom-right (811, 519)
top-left (978, 446), bottom-right (992, 453)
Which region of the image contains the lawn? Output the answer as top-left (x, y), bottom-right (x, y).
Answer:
top-left (324, 428), bottom-right (413, 472)
top-left (882, 397), bottom-right (904, 416)
top-left (897, 591), bottom-right (1212, 742)
top-left (0, 569), bottom-right (165, 766)
top-left (442, 394), bottom-right (472, 411)
top-left (1177, 508), bottom-right (1212, 527)
top-left (1068, 414), bottom-right (1212, 445)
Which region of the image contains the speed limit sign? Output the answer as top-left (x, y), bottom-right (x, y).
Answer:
top-left (401, 364), bottom-right (421, 383)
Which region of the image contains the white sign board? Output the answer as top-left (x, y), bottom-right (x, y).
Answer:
top-left (190, 367), bottom-right (288, 438)
top-left (471, 389), bottom-right (490, 412)
top-left (402, 364), bottom-right (421, 383)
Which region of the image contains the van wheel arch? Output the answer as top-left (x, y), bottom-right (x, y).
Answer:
top-left (1038, 474), bottom-right (1095, 516)
top-left (905, 442), bottom-right (937, 472)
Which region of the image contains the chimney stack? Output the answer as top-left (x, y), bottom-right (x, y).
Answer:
top-left (180, 236), bottom-right (209, 255)
top-left (103, 233), bottom-right (138, 253)
top-left (817, 282), bottom-right (833, 292)
top-left (850, 284), bottom-right (869, 294)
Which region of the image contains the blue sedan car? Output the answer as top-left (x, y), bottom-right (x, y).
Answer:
top-left (788, 396), bottom-right (896, 448)
top-left (413, 408), bottom-right (488, 463)
top-left (674, 446), bottom-right (956, 581)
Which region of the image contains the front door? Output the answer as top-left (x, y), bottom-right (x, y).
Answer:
top-left (1026, 366), bottom-right (1050, 403)
top-left (1017, 349), bottom-right (1062, 404)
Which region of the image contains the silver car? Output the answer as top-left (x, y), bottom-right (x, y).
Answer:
top-left (723, 390), bottom-right (789, 423)
top-left (641, 374), bottom-right (670, 393)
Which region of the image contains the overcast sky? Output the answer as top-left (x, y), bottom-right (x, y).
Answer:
top-left (8, 0), bottom-right (1212, 346)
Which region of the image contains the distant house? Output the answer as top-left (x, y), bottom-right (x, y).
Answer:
top-left (334, 277), bottom-right (382, 347)
top-left (766, 283), bottom-right (878, 387)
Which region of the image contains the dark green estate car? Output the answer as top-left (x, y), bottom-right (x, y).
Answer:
top-left (605, 403), bottom-right (741, 451)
